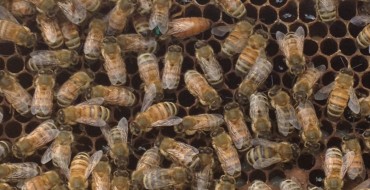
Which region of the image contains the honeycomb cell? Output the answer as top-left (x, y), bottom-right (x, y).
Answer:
top-left (339, 38), bottom-right (357, 55)
top-left (343, 107), bottom-right (361, 123)
top-left (271, 23), bottom-right (287, 40)
top-left (203, 4), bottom-right (221, 22)
top-left (5, 121), bottom-right (22, 138)
top-left (259, 6), bottom-right (277, 25)
top-left (338, 0), bottom-right (356, 20)
top-left (348, 22), bottom-right (363, 38)
top-left (14, 114), bottom-right (32, 123)
top-left (268, 169), bottom-right (286, 185)
top-left (311, 55), bottom-right (329, 70)
top-left (195, 0), bottom-right (209, 5)
top-left (85, 126), bottom-right (102, 137)
top-left (189, 106), bottom-right (206, 115)
top-left (326, 137), bottom-right (342, 148)
top-left (25, 121), bottom-right (40, 134)
top-left (225, 72), bottom-right (242, 89)
top-left (185, 5), bottom-right (202, 17)
top-left (363, 153), bottom-right (370, 169)
top-left (309, 169), bottom-right (325, 187)
top-left (218, 58), bottom-right (232, 73)
top-left (7, 55), bottom-right (24, 73)
top-left (249, 169), bottom-right (267, 182)
top-left (279, 1), bottom-right (298, 22)
top-left (304, 39), bottom-right (319, 56)
top-left (336, 120), bottom-right (352, 135)
top-left (0, 42), bottom-right (15, 56)
top-left (208, 40), bottom-right (221, 54)
top-left (94, 72), bottom-right (111, 86)
top-left (265, 72), bottom-right (281, 89)
top-left (160, 127), bottom-right (177, 138)
top-left (221, 12), bottom-right (235, 24)
top-left (273, 55), bottom-right (288, 73)
top-left (298, 0), bottom-right (316, 23)
top-left (1, 106), bottom-right (11, 123)
top-left (178, 90), bottom-right (195, 107)
top-left (236, 172), bottom-right (248, 187)
top-left (321, 119), bottom-right (334, 137)
top-left (320, 38), bottom-right (338, 55)
top-left (361, 72), bottom-right (370, 89)
top-left (330, 55), bottom-right (348, 71)
top-left (185, 40), bottom-right (197, 56)
top-left (282, 73), bottom-right (295, 89)
top-left (56, 70), bottom-right (71, 85)
top-left (131, 137), bottom-right (151, 156)
top-left (265, 40), bottom-right (279, 56)
top-left (245, 3), bottom-right (258, 19)
top-left (0, 58), bottom-right (4, 70)
top-left (350, 55), bottom-right (368, 72)
top-left (309, 22), bottom-right (328, 39)
top-left (269, 0), bottom-right (287, 8)
top-left (250, 0), bottom-right (266, 5)
top-left (330, 21), bottom-right (347, 38)
top-left (18, 72), bottom-right (34, 89)
top-left (75, 136), bottom-right (93, 152)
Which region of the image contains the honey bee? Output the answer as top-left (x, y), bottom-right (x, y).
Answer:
top-left (236, 57), bottom-right (273, 104)
top-left (224, 102), bottom-right (253, 152)
top-left (236, 32), bottom-right (268, 77)
top-left (137, 0), bottom-right (151, 15)
top-left (276, 26), bottom-right (306, 75)
top-left (56, 98), bottom-right (110, 127)
top-left (359, 95), bottom-right (370, 117)
top-left (31, 70), bottom-right (55, 119)
top-left (0, 140), bottom-right (11, 161)
top-left (91, 156), bottom-right (111, 190)
top-left (133, 14), bottom-right (151, 36)
top-left (162, 45), bottom-right (183, 90)
top-left (22, 170), bottom-right (62, 190)
top-left (60, 20), bottom-right (81, 50)
top-left (211, 20), bottom-right (253, 57)
top-left (316, 0), bottom-right (337, 22)
top-left (195, 40), bottom-right (224, 88)
top-left (211, 127), bottom-right (241, 177)
top-left (36, 13), bottom-right (64, 49)
top-left (106, 0), bottom-right (136, 35)
top-left (293, 64), bottom-right (326, 102)
top-left (57, 0), bottom-right (87, 25)
top-left (41, 126), bottom-right (74, 177)
top-left (314, 68), bottom-right (360, 118)
top-left (268, 86), bottom-right (300, 136)
top-left (149, 0), bottom-right (171, 35)
top-left (25, 0), bottom-right (58, 17)
top-left (350, 16), bottom-right (370, 51)
top-left (215, 175), bottom-right (236, 190)
top-left (10, 0), bottom-right (36, 17)
top-left (249, 92), bottom-right (272, 137)
top-left (111, 170), bottom-right (130, 190)
top-left (164, 17), bottom-right (212, 39)
top-left (192, 147), bottom-right (214, 190)
top-left (75, 0), bottom-right (100, 12)
top-left (0, 182), bottom-right (14, 190)
top-left (27, 49), bottom-right (79, 71)
top-left (363, 129), bottom-right (370, 150)
top-left (342, 135), bottom-right (366, 180)
top-left (56, 71), bottom-right (94, 107)
top-left (143, 167), bottom-right (192, 189)
top-left (245, 138), bottom-right (300, 169)
top-left (68, 150), bottom-right (103, 190)
top-left (0, 162), bottom-right (41, 182)
top-left (248, 180), bottom-right (271, 190)
top-left (280, 178), bottom-right (302, 190)
top-left (116, 34), bottom-right (157, 53)
top-left (324, 147), bottom-right (355, 190)
top-left (184, 70), bottom-right (222, 110)
top-left (0, 6), bottom-right (36, 47)
top-left (352, 178), bottom-right (370, 190)
top-left (0, 71), bottom-right (32, 115)
top-left (84, 18), bottom-right (105, 62)
top-left (174, 114), bottom-right (224, 135)
top-left (86, 85), bottom-right (136, 107)
top-left (101, 36), bottom-right (127, 86)
top-left (214, 0), bottom-right (245, 19)
top-left (296, 100), bottom-right (322, 151)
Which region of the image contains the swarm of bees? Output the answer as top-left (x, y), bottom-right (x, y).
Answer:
top-left (0, 0), bottom-right (370, 189)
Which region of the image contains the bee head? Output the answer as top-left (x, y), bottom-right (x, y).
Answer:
top-left (224, 102), bottom-right (239, 111)
top-left (194, 40), bottom-right (207, 49)
top-left (210, 127), bottom-right (224, 138)
top-left (235, 90), bottom-right (249, 105)
top-left (340, 68), bottom-right (353, 76)
top-left (25, 33), bottom-right (37, 48)
top-left (268, 85), bottom-right (281, 98)
top-left (114, 169), bottom-right (129, 177)
top-left (114, 157), bottom-right (128, 168)
top-left (199, 146), bottom-right (213, 154)
top-left (293, 91), bottom-right (307, 103)
top-left (46, 171), bottom-right (61, 184)
top-left (68, 176), bottom-right (88, 190)
top-left (221, 175), bottom-right (236, 184)
top-left (56, 109), bottom-right (65, 124)
top-left (70, 50), bottom-right (79, 65)
top-left (206, 95), bottom-right (222, 110)
top-left (324, 177), bottom-right (343, 190)
top-left (291, 143), bottom-right (301, 158)
top-left (85, 87), bottom-right (93, 100)
top-left (304, 142), bottom-right (321, 152)
top-left (129, 122), bottom-right (142, 136)
top-left (103, 36), bottom-right (117, 45)
top-left (168, 45), bottom-right (182, 52)
top-left (342, 134), bottom-right (356, 141)
top-left (289, 63), bottom-right (305, 76)
top-left (12, 139), bottom-right (31, 158)
top-left (363, 130), bottom-right (370, 138)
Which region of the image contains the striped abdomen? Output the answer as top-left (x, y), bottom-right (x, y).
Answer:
top-left (327, 86), bottom-right (350, 118)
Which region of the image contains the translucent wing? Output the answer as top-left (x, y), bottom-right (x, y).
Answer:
top-left (38, 17), bottom-right (58, 44)
top-left (211, 25), bottom-right (233, 37)
top-left (353, 179), bottom-right (370, 190)
top-left (316, 65), bottom-right (327, 72)
top-left (253, 156), bottom-right (282, 169)
top-left (117, 117), bottom-right (128, 143)
top-left (348, 87), bottom-right (360, 114)
top-left (275, 31), bottom-right (285, 48)
top-left (251, 138), bottom-right (279, 148)
top-left (319, 0), bottom-right (336, 11)
top-left (76, 117), bottom-right (107, 127)
top-left (276, 106), bottom-right (300, 136)
top-left (100, 126), bottom-right (111, 145)
top-left (314, 82), bottom-right (335, 100)
top-left (29, 50), bottom-right (59, 66)
top-left (41, 143), bottom-right (54, 164)
top-left (200, 57), bottom-right (223, 82)
top-left (152, 116), bottom-right (183, 127)
top-left (353, 15), bottom-right (370, 26)
top-left (144, 169), bottom-right (176, 189)
top-left (85, 150), bottom-right (103, 179)
top-left (78, 97), bottom-right (104, 105)
top-left (294, 26), bottom-right (305, 52)
top-left (0, 5), bottom-right (19, 24)
top-left (141, 83), bottom-right (156, 112)
top-left (193, 114), bottom-right (224, 129)
top-left (341, 151), bottom-right (355, 178)
top-left (57, 0), bottom-right (86, 25)
top-left (287, 105), bottom-right (301, 130)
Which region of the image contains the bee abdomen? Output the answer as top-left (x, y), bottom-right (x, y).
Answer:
top-left (357, 25), bottom-right (370, 49)
top-left (236, 47), bottom-right (260, 76)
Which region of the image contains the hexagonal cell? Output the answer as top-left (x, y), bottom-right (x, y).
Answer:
top-left (339, 38), bottom-right (357, 56)
top-left (350, 55), bottom-right (368, 72)
top-left (5, 121), bottom-right (22, 138)
top-left (320, 39), bottom-right (338, 55)
top-left (299, 0), bottom-right (316, 23)
top-left (330, 55), bottom-right (348, 71)
top-left (203, 4), bottom-right (221, 22)
top-left (304, 39), bottom-right (319, 56)
top-left (269, 0), bottom-right (287, 7)
top-left (279, 1), bottom-right (298, 22)
top-left (330, 21), bottom-right (347, 38)
top-left (0, 42), bottom-right (15, 56)
top-left (249, 169), bottom-right (267, 182)
top-left (338, 0), bottom-right (356, 20)
top-left (298, 153), bottom-right (315, 170)
top-left (309, 169), bottom-right (325, 187)
top-left (6, 55), bottom-right (24, 73)
top-left (259, 6), bottom-right (277, 25)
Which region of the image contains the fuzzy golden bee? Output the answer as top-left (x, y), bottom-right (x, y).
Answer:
top-left (56, 71), bottom-right (94, 107)
top-left (0, 71), bottom-right (32, 115)
top-left (75, 0), bottom-right (100, 12)
top-left (27, 49), bottom-right (79, 71)
top-left (36, 13), bottom-right (64, 49)
top-left (164, 17), bottom-right (212, 39)
top-left (112, 170), bottom-right (130, 190)
top-left (185, 70), bottom-right (222, 110)
top-left (149, 0), bottom-right (171, 35)
top-left (359, 95), bottom-right (370, 117)
top-left (192, 147), bottom-right (214, 190)
top-left (174, 114), bottom-right (224, 135)
top-left (0, 162), bottom-right (41, 182)
top-left (211, 127), bottom-right (241, 177)
top-left (276, 26), bottom-right (306, 75)
top-left (0, 140), bottom-right (11, 162)
top-left (10, 0), bottom-right (36, 17)
top-left (84, 18), bottom-right (105, 62)
top-left (86, 85), bottom-right (136, 107)
top-left (133, 14), bottom-right (151, 36)
top-left (0, 182), bottom-right (13, 190)
top-left (214, 0), bottom-right (245, 19)
top-left (314, 68), bottom-right (360, 118)
top-left (224, 102), bottom-right (253, 152)
top-left (341, 135), bottom-right (366, 180)
top-left (60, 19), bottom-right (81, 50)
top-left (137, 0), bottom-right (151, 15)
top-left (215, 175), bottom-right (236, 190)
top-left (24, 0), bottom-right (58, 16)
top-left (195, 40), bottom-right (224, 88)
top-left (132, 146), bottom-right (161, 189)
top-left (31, 70), bottom-right (55, 119)
top-left (22, 170), bottom-right (62, 190)
top-left (101, 36), bottom-right (127, 86)
top-left (350, 15), bottom-right (370, 51)
top-left (143, 167), bottom-right (192, 190)
top-left (162, 45), bottom-right (183, 90)
top-left (280, 178), bottom-right (303, 190)
top-left (363, 129), bottom-right (370, 150)
top-left (57, 0), bottom-right (86, 25)
top-left (249, 180), bottom-right (271, 190)
top-left (249, 92), bottom-right (272, 137)
top-left (245, 138), bottom-right (300, 169)
top-left (293, 64), bottom-right (326, 102)
top-left (91, 156), bottom-right (111, 190)
top-left (316, 0), bottom-right (337, 22)
top-left (106, 0), bottom-right (136, 35)
top-left (56, 98), bottom-right (110, 127)
top-left (117, 34), bottom-right (157, 53)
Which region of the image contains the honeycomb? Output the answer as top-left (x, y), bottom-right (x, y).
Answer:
top-left (0, 0), bottom-right (370, 189)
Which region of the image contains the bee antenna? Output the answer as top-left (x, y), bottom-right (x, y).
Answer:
top-left (339, 56), bottom-right (347, 68)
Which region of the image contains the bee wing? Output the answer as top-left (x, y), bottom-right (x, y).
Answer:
top-left (0, 5), bottom-right (19, 24)
top-left (348, 87), bottom-right (360, 114)
top-left (200, 57), bottom-right (222, 81)
top-left (276, 106), bottom-right (300, 136)
top-left (41, 142), bottom-right (54, 164)
top-left (287, 105), bottom-right (301, 130)
top-left (315, 65), bottom-right (327, 73)
top-left (167, 19), bottom-right (195, 36)
top-left (85, 150), bottom-right (103, 179)
top-left (253, 156), bottom-right (282, 169)
top-left (294, 26), bottom-right (305, 52)
top-left (30, 50), bottom-right (59, 65)
top-left (38, 17), bottom-right (59, 44)
top-left (314, 82), bottom-right (334, 100)
top-left (211, 25), bottom-right (233, 37)
top-left (117, 117), bottom-right (128, 143)
top-left (319, 0), bottom-right (336, 11)
top-left (57, 0), bottom-right (86, 25)
top-left (350, 15), bottom-right (370, 26)
top-left (276, 31), bottom-right (289, 56)
top-left (192, 114), bottom-right (223, 130)
top-left (76, 117), bottom-right (107, 127)
top-left (100, 126), bottom-right (111, 145)
top-left (341, 151), bottom-right (355, 178)
top-left (78, 97), bottom-right (105, 105)
top-left (152, 116), bottom-right (183, 127)
top-left (251, 138), bottom-right (279, 148)
top-left (353, 179), bottom-right (370, 190)
top-left (0, 110), bottom-right (3, 123)
top-left (141, 83), bottom-right (156, 112)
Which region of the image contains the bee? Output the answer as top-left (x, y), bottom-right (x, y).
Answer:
top-left (280, 178), bottom-right (302, 190)
top-left (316, 0), bottom-right (337, 22)
top-left (133, 14), bottom-right (151, 36)
top-left (192, 147), bottom-right (214, 190)
top-left (211, 20), bottom-right (253, 57)
top-left (162, 45), bottom-right (183, 90)
top-left (75, 0), bottom-right (100, 12)
top-left (0, 162), bottom-right (41, 182)
top-left (137, 0), bottom-right (151, 15)
top-left (22, 170), bottom-right (62, 190)
top-left (268, 86), bottom-right (300, 136)
top-left (350, 16), bottom-right (370, 51)
top-left (27, 49), bottom-right (79, 71)
top-left (0, 140), bottom-right (11, 161)
top-left (149, 0), bottom-right (171, 35)
top-left (60, 19), bottom-right (81, 50)
top-left (341, 135), bottom-right (366, 180)
top-left (248, 180), bottom-right (271, 190)
top-left (211, 127), bottom-right (241, 177)
top-left (116, 34), bottom-right (157, 53)
top-left (236, 32), bottom-right (268, 77)
top-left (57, 0), bottom-right (87, 25)
top-left (0, 71), bottom-right (32, 115)
top-left (215, 175), bottom-right (236, 190)
top-left (352, 178), bottom-right (370, 190)
top-left (101, 36), bottom-right (127, 86)
top-left (224, 102), bottom-right (253, 152)
top-left (363, 129), bottom-right (370, 150)
top-left (56, 98), bottom-right (110, 127)
top-left (236, 57), bottom-right (273, 104)
top-left (84, 18), bottom-right (105, 62)
top-left (245, 138), bottom-right (300, 169)
top-left (163, 17), bottom-right (212, 39)
top-left (293, 64), bottom-right (326, 102)
top-left (68, 150), bottom-right (103, 190)
top-left (31, 70), bottom-right (55, 119)
top-left (41, 126), bottom-right (74, 177)
top-left (36, 13), bottom-right (64, 49)
top-left (56, 71), bottom-right (94, 107)
top-left (276, 26), bottom-right (306, 75)
top-left (0, 183), bottom-right (14, 190)
top-left (10, 0), bottom-right (36, 17)
top-left (111, 170), bottom-right (130, 190)
top-left (143, 167), bottom-right (192, 189)
top-left (195, 40), bottom-right (224, 88)
top-left (324, 147), bottom-right (355, 190)
top-left (314, 68), bottom-right (360, 118)
top-left (184, 70), bottom-right (222, 110)
top-left (296, 100), bottom-right (322, 151)
top-left (91, 156), bottom-right (111, 190)
top-left (106, 0), bottom-right (136, 35)
top-left (359, 95), bottom-right (370, 117)
top-left (0, 6), bottom-right (36, 47)
top-left (25, 0), bottom-right (58, 17)
top-left (249, 93), bottom-right (272, 137)
top-left (214, 0), bottom-right (245, 19)
top-left (86, 85), bottom-right (136, 107)
top-left (174, 114), bottom-right (224, 136)
top-left (137, 53), bottom-right (163, 101)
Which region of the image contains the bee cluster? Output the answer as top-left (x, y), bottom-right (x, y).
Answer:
top-left (0, 0), bottom-right (370, 189)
